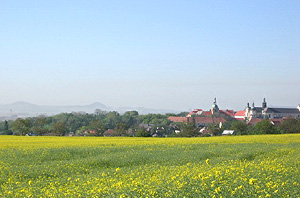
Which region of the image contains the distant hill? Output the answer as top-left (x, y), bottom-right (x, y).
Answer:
top-left (0, 101), bottom-right (181, 120)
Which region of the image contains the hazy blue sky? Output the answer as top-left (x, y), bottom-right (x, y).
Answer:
top-left (1, 0), bottom-right (299, 111)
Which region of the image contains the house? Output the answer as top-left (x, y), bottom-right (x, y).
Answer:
top-left (220, 109), bottom-right (235, 117)
top-left (168, 98), bottom-right (233, 127)
top-left (168, 117), bottom-right (188, 123)
top-left (187, 109), bottom-right (203, 117)
top-left (139, 124), bottom-right (154, 131)
top-left (199, 127), bottom-right (212, 136)
top-left (188, 116), bottom-right (227, 127)
top-left (151, 126), bottom-right (165, 137)
top-left (247, 118), bottom-right (284, 126)
top-left (222, 130), bottom-right (234, 135)
top-left (234, 110), bottom-right (246, 121)
top-left (174, 130), bottom-right (181, 133)
top-left (247, 118), bottom-right (264, 126)
top-left (186, 98), bottom-right (235, 119)
top-left (269, 118), bottom-right (284, 126)
top-left (103, 129), bottom-right (116, 136)
top-left (264, 107), bottom-right (300, 119)
top-left (83, 130), bottom-right (97, 136)
top-left (245, 98), bottom-right (300, 120)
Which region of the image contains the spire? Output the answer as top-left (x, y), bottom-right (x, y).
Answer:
top-left (211, 97), bottom-right (219, 114)
top-left (262, 98), bottom-right (267, 108)
top-left (251, 101), bottom-right (256, 110)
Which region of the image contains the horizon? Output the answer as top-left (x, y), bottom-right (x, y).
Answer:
top-left (1, 0), bottom-right (299, 111)
top-left (1, 98), bottom-right (299, 113)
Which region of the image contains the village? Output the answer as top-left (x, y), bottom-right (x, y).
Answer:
top-left (168, 98), bottom-right (300, 136)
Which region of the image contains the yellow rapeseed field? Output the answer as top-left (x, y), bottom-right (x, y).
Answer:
top-left (0, 134), bottom-right (300, 197)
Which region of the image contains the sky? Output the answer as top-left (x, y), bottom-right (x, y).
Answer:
top-left (0, 0), bottom-right (300, 111)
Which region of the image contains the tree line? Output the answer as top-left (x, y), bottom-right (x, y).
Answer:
top-left (0, 110), bottom-right (300, 137)
top-left (0, 110), bottom-right (174, 136)
top-left (206, 118), bottom-right (300, 136)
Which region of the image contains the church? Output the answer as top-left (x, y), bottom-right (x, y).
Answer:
top-left (245, 98), bottom-right (300, 120)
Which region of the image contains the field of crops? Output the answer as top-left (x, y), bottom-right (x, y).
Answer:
top-left (0, 135), bottom-right (300, 197)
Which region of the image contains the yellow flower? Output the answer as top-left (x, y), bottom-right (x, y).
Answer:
top-left (205, 159), bottom-right (210, 165)
top-left (249, 178), bottom-right (257, 185)
top-left (116, 167), bottom-right (121, 172)
top-left (215, 187), bottom-right (221, 194)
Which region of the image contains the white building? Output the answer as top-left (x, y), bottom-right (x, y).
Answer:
top-left (245, 98), bottom-right (300, 120)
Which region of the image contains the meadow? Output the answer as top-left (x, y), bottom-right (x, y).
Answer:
top-left (0, 135), bottom-right (300, 197)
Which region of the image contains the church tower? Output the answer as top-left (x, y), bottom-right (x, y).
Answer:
top-left (245, 102), bottom-right (251, 120)
top-left (262, 98), bottom-right (267, 109)
top-left (250, 101), bottom-right (257, 118)
top-left (211, 98), bottom-right (219, 115)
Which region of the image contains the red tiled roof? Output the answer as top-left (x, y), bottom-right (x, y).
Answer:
top-left (220, 109), bottom-right (235, 117)
top-left (270, 118), bottom-right (283, 122)
top-left (103, 129), bottom-right (116, 136)
top-left (203, 111), bottom-right (212, 116)
top-left (188, 109), bottom-right (203, 115)
top-left (168, 117), bottom-right (188, 123)
top-left (227, 110), bottom-right (235, 115)
top-left (247, 118), bottom-right (264, 125)
top-left (193, 117), bottom-right (226, 124)
top-left (270, 118), bottom-right (284, 125)
top-left (213, 117), bottom-right (227, 123)
top-left (234, 110), bottom-right (245, 117)
top-left (247, 118), bottom-right (285, 126)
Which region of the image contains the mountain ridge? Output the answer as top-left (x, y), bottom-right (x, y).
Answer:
top-left (0, 101), bottom-right (181, 120)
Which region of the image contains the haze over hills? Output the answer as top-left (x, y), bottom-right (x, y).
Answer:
top-left (0, 101), bottom-right (182, 120)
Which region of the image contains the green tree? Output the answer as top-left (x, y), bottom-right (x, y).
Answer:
top-left (75, 126), bottom-right (88, 136)
top-left (231, 121), bottom-right (249, 135)
top-left (279, 118), bottom-right (300, 134)
top-left (0, 120), bottom-right (12, 135)
top-left (115, 122), bottom-right (128, 136)
top-left (135, 127), bottom-right (151, 137)
top-left (94, 109), bottom-right (107, 115)
top-left (51, 122), bottom-right (68, 136)
top-left (105, 111), bottom-right (120, 129)
top-left (253, 119), bottom-right (280, 134)
top-left (207, 123), bottom-right (222, 136)
top-left (87, 120), bottom-right (106, 136)
top-left (12, 118), bottom-right (32, 136)
top-left (176, 112), bottom-right (189, 117)
top-left (122, 111), bottom-right (139, 128)
top-left (178, 122), bottom-right (198, 137)
top-left (4, 120), bottom-right (9, 132)
top-left (32, 117), bottom-right (49, 135)
top-left (52, 113), bottom-right (95, 133)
